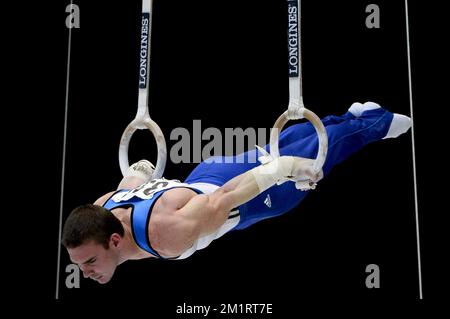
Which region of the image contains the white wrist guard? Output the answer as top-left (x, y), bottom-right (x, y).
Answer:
top-left (124, 160), bottom-right (155, 181)
top-left (251, 157), bottom-right (295, 193)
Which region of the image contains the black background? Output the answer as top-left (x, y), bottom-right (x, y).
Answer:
top-left (14, 0), bottom-right (439, 310)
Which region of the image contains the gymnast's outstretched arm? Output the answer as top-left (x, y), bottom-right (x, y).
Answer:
top-left (161, 156), bottom-right (321, 255)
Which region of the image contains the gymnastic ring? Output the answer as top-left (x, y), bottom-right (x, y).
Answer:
top-left (269, 108), bottom-right (328, 176)
top-left (119, 117), bottom-right (167, 179)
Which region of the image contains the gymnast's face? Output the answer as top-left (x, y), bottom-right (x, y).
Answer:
top-left (68, 236), bottom-right (121, 284)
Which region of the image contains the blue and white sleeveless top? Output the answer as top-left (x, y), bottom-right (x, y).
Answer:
top-left (103, 178), bottom-right (240, 260)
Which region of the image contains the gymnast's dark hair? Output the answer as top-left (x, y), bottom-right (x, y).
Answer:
top-left (62, 204), bottom-right (124, 249)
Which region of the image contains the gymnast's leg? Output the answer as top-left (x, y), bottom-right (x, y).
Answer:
top-left (185, 102), bottom-right (411, 230)
top-left (235, 102), bottom-right (411, 229)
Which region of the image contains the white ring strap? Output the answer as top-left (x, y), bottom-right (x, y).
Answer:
top-left (118, 0), bottom-right (167, 179)
top-left (267, 0), bottom-right (328, 189)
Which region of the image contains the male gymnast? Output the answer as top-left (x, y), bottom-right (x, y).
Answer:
top-left (62, 102), bottom-right (411, 284)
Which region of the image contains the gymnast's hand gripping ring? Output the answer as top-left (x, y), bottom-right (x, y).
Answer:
top-left (264, 107), bottom-right (328, 191)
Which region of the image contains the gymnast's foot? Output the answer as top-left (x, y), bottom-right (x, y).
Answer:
top-left (348, 101), bottom-right (412, 139)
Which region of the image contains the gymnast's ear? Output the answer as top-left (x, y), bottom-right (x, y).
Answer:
top-left (109, 233), bottom-right (122, 248)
